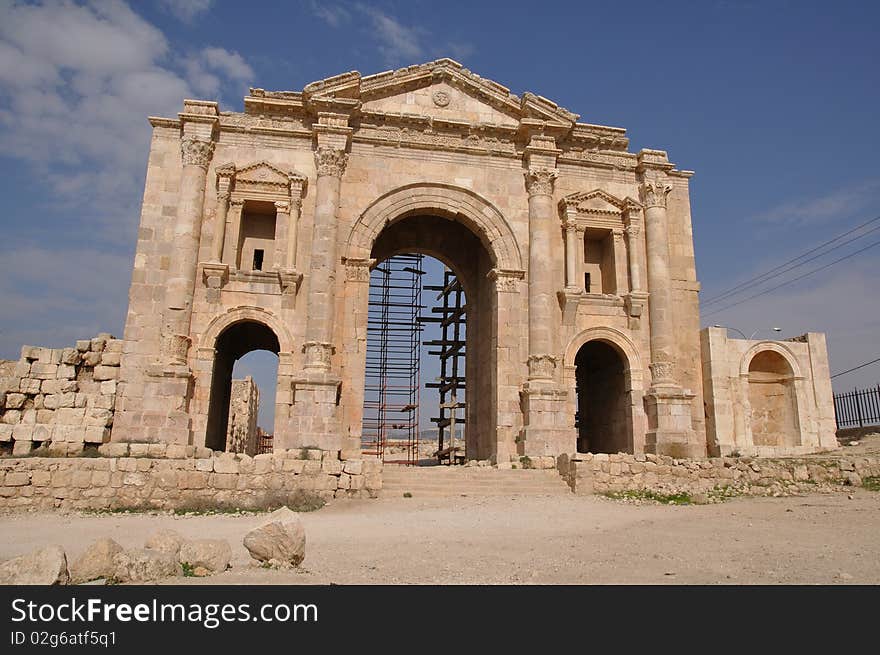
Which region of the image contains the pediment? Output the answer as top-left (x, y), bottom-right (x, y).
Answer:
top-left (235, 161), bottom-right (292, 187)
top-left (303, 58), bottom-right (578, 128)
top-left (560, 189), bottom-right (627, 215)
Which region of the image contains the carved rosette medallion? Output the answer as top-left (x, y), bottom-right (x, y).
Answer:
top-left (314, 147), bottom-right (348, 178)
top-left (528, 354), bottom-right (558, 380)
top-left (432, 90), bottom-right (450, 107)
top-left (650, 360), bottom-right (675, 385)
top-left (524, 168), bottom-right (558, 197)
top-left (180, 137), bottom-right (215, 170)
top-left (639, 178), bottom-right (672, 209)
top-left (303, 341), bottom-right (335, 369)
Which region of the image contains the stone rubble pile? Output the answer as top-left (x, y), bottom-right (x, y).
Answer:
top-left (0, 508), bottom-right (308, 584)
top-left (0, 334), bottom-right (121, 456)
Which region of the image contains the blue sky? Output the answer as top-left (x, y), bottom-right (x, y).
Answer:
top-left (1, 1), bottom-right (878, 430)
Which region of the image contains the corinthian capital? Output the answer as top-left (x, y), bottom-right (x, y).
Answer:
top-left (314, 146), bottom-right (348, 178)
top-left (180, 137), bottom-right (215, 170)
top-left (524, 168), bottom-right (558, 196)
top-left (640, 177), bottom-right (672, 209)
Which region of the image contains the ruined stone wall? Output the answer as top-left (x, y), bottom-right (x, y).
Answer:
top-left (0, 335), bottom-right (121, 457)
top-left (0, 447), bottom-right (382, 511)
top-left (226, 377), bottom-right (259, 455)
top-left (559, 451), bottom-right (879, 498)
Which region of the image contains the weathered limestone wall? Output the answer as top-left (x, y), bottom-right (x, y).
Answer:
top-left (0, 335), bottom-right (121, 457)
top-left (226, 376), bottom-right (258, 455)
top-left (700, 327), bottom-right (838, 456)
top-left (0, 447), bottom-right (382, 511)
top-left (559, 451), bottom-right (879, 497)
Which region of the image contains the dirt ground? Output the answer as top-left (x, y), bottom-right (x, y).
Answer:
top-left (1, 485), bottom-right (878, 585)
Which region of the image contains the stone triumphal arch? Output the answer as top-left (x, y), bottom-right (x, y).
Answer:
top-left (110, 59), bottom-right (838, 464)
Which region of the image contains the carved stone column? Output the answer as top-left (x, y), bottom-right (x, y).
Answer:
top-left (641, 172), bottom-right (676, 387)
top-left (273, 200), bottom-right (290, 269)
top-left (611, 228), bottom-right (628, 295)
top-left (278, 175), bottom-right (306, 297)
top-left (519, 134), bottom-right (574, 457)
top-left (563, 215), bottom-right (580, 292)
top-left (638, 151), bottom-right (698, 457)
top-left (302, 146), bottom-right (348, 370)
top-left (161, 135), bottom-right (215, 367)
top-left (212, 191), bottom-right (230, 262)
top-left (224, 199), bottom-right (244, 268)
top-left (288, 112), bottom-right (351, 454)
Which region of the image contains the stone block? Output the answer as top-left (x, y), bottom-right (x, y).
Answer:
top-left (166, 444), bottom-right (188, 459)
top-left (19, 379), bottom-right (42, 394)
top-left (0, 424), bottom-right (12, 442)
top-left (30, 363), bottom-right (58, 380)
top-left (83, 427), bottom-right (111, 444)
top-left (90, 336), bottom-right (108, 353)
top-left (195, 459), bottom-right (213, 472)
top-left (100, 352), bottom-right (121, 366)
top-left (92, 366), bottom-right (119, 381)
top-left (12, 424), bottom-right (35, 442)
top-left (12, 441), bottom-right (33, 456)
top-left (213, 455), bottom-right (238, 474)
top-left (31, 470), bottom-right (50, 487)
top-left (60, 349), bottom-right (80, 366)
top-left (82, 352), bottom-right (101, 367)
top-left (98, 443), bottom-right (129, 458)
top-left (5, 393), bottom-right (25, 409)
top-left (322, 459), bottom-right (343, 475)
top-left (342, 460), bottom-right (363, 475)
top-left (56, 364), bottom-right (76, 380)
top-left (76, 340), bottom-right (91, 352)
top-left (4, 472), bottom-right (29, 487)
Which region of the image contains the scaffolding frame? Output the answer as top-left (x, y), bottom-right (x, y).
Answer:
top-left (421, 269), bottom-right (466, 460)
top-left (361, 254), bottom-right (424, 465)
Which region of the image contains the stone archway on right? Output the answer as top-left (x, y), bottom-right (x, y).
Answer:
top-left (745, 349), bottom-right (801, 448)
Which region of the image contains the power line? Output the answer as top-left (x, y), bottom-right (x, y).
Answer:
top-left (702, 213), bottom-right (880, 306)
top-left (831, 357), bottom-right (880, 379)
top-left (703, 238), bottom-right (880, 317)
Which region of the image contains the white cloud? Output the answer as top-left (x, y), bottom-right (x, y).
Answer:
top-left (309, 1), bottom-right (351, 28)
top-left (752, 178), bottom-right (880, 227)
top-left (158, 0), bottom-right (213, 23)
top-left (186, 46), bottom-right (255, 97)
top-left (356, 5), bottom-right (425, 64)
top-left (0, 1), bottom-right (254, 358)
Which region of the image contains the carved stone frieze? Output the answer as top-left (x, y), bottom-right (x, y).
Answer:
top-left (528, 354), bottom-right (558, 380)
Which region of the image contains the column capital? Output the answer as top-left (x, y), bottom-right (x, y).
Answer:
top-left (487, 267), bottom-right (525, 293)
top-left (639, 177), bottom-right (672, 209)
top-left (524, 168), bottom-right (558, 197)
top-left (229, 198), bottom-right (245, 207)
top-left (180, 137), bottom-right (215, 170)
top-left (612, 228), bottom-right (625, 242)
top-left (274, 200), bottom-right (290, 213)
top-left (288, 173), bottom-right (307, 201)
top-left (528, 354), bottom-right (558, 381)
top-left (314, 146), bottom-right (348, 178)
top-left (343, 257), bottom-right (375, 283)
top-left (217, 190), bottom-right (230, 203)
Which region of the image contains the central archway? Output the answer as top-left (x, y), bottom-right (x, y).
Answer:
top-left (368, 214), bottom-right (494, 461)
top-left (574, 340), bottom-right (631, 454)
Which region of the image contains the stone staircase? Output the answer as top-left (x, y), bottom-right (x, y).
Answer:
top-left (380, 465), bottom-right (572, 498)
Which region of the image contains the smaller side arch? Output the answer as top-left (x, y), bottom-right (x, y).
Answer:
top-left (738, 341), bottom-right (804, 379)
top-left (198, 306), bottom-right (294, 356)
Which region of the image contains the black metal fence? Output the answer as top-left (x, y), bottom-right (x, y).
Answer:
top-left (833, 384), bottom-right (880, 429)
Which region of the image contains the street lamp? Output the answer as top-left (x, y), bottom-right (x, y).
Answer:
top-left (713, 325), bottom-right (782, 340)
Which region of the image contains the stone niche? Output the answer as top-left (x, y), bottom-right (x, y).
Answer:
top-left (700, 327), bottom-right (839, 457)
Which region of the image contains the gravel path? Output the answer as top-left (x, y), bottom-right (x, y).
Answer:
top-left (1, 486), bottom-right (877, 584)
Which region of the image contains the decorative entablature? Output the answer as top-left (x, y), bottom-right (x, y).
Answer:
top-left (558, 189), bottom-right (637, 231)
top-left (215, 161), bottom-right (307, 204)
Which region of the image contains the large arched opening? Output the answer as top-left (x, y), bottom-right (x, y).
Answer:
top-left (747, 349), bottom-right (800, 447)
top-left (362, 213), bottom-right (496, 463)
top-left (205, 320), bottom-right (280, 453)
top-left (574, 340), bottom-right (632, 454)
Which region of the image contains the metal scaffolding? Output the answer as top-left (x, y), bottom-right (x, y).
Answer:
top-left (421, 268), bottom-right (466, 463)
top-left (361, 254), bottom-right (424, 465)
